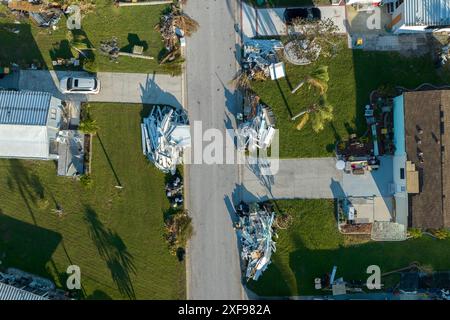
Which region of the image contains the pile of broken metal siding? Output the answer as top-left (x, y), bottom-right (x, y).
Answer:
top-left (236, 202), bottom-right (277, 281)
top-left (238, 93), bottom-right (276, 152)
top-left (243, 39), bottom-right (285, 81)
top-left (141, 105), bottom-right (190, 175)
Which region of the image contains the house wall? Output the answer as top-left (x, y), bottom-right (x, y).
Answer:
top-left (393, 95), bottom-right (408, 226)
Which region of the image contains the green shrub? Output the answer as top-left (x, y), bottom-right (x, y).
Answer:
top-left (430, 229), bottom-right (450, 240)
top-left (80, 174), bottom-right (93, 188)
top-left (408, 228), bottom-right (423, 239)
top-left (165, 210), bottom-right (193, 255)
top-left (79, 118), bottom-right (99, 135)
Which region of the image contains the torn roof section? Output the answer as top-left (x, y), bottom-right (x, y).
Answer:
top-left (404, 0), bottom-right (450, 27)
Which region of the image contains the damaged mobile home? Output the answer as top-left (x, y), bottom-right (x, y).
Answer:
top-left (0, 90), bottom-right (84, 177)
top-left (141, 105), bottom-right (190, 174)
top-left (235, 202), bottom-right (277, 281)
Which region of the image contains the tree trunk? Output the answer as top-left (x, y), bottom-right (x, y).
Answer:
top-left (291, 80), bottom-right (306, 94)
top-left (291, 109), bottom-right (309, 121)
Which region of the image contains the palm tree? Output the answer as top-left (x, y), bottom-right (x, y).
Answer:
top-left (79, 118), bottom-right (99, 135)
top-left (294, 94), bottom-right (334, 133)
top-left (291, 65), bottom-right (329, 94)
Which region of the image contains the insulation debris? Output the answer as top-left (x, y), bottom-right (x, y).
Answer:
top-left (238, 93), bottom-right (276, 152)
top-left (243, 39), bottom-right (285, 81)
top-left (235, 202), bottom-right (277, 282)
top-left (141, 105), bottom-right (190, 174)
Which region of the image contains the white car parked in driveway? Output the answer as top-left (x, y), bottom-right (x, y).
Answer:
top-left (59, 76), bottom-right (100, 94)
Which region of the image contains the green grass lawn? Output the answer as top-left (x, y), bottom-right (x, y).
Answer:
top-left (0, 103), bottom-right (185, 299)
top-left (0, 1), bottom-right (180, 74)
top-left (248, 199), bottom-right (450, 296)
top-left (251, 39), bottom-right (447, 158)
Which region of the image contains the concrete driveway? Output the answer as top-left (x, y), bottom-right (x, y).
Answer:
top-left (14, 70), bottom-right (182, 107)
top-left (241, 2), bottom-right (347, 38)
top-left (242, 158), bottom-right (344, 201)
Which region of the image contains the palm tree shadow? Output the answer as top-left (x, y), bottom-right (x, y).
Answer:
top-left (6, 160), bottom-right (47, 224)
top-left (83, 205), bottom-right (136, 299)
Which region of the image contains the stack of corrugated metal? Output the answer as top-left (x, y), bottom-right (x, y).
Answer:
top-left (141, 105), bottom-right (190, 174)
top-left (237, 203), bottom-right (277, 281)
top-left (238, 96), bottom-right (276, 152)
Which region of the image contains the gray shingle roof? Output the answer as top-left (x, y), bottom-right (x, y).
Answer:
top-left (0, 91), bottom-right (51, 126)
top-left (405, 0), bottom-right (450, 27)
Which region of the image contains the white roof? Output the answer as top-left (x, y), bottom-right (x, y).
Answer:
top-left (0, 282), bottom-right (47, 300)
top-left (0, 124), bottom-right (49, 159)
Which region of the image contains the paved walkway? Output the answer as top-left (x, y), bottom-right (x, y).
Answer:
top-left (241, 158), bottom-right (344, 201)
top-left (12, 70), bottom-right (182, 106)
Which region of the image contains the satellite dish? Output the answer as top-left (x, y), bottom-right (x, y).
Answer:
top-left (336, 160), bottom-right (345, 170)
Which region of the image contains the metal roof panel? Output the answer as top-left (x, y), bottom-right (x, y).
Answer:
top-left (405, 0), bottom-right (450, 27)
top-left (0, 91), bottom-right (52, 126)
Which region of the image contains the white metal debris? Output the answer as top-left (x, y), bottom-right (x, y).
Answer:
top-left (243, 39), bottom-right (285, 80)
top-left (141, 105), bottom-right (190, 174)
top-left (238, 95), bottom-right (276, 152)
top-left (236, 202), bottom-right (277, 281)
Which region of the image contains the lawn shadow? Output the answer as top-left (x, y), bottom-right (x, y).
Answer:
top-left (120, 33), bottom-right (148, 54)
top-left (84, 205), bottom-right (136, 299)
top-left (6, 160), bottom-right (47, 224)
top-left (274, 78), bottom-right (293, 119)
top-left (0, 23), bottom-right (46, 69)
top-left (0, 213), bottom-right (62, 280)
top-left (96, 133), bottom-right (123, 188)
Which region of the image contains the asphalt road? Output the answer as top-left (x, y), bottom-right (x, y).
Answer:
top-left (184, 0), bottom-right (245, 300)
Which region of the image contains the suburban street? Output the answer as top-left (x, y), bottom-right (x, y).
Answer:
top-left (184, 0), bottom-right (244, 300)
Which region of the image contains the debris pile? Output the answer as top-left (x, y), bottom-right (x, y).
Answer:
top-left (235, 202), bottom-right (277, 281)
top-left (155, 4), bottom-right (198, 63)
top-left (238, 93), bottom-right (276, 152)
top-left (439, 44), bottom-right (450, 66)
top-left (242, 39), bottom-right (285, 81)
top-left (141, 105), bottom-right (190, 174)
top-left (7, 1), bottom-right (62, 28)
top-left (165, 173), bottom-right (184, 209)
top-left (284, 39), bottom-right (321, 65)
top-left (99, 37), bottom-right (120, 62)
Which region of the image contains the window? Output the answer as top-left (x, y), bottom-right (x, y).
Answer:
top-left (50, 107), bottom-right (57, 120)
top-left (400, 168), bottom-right (405, 180)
